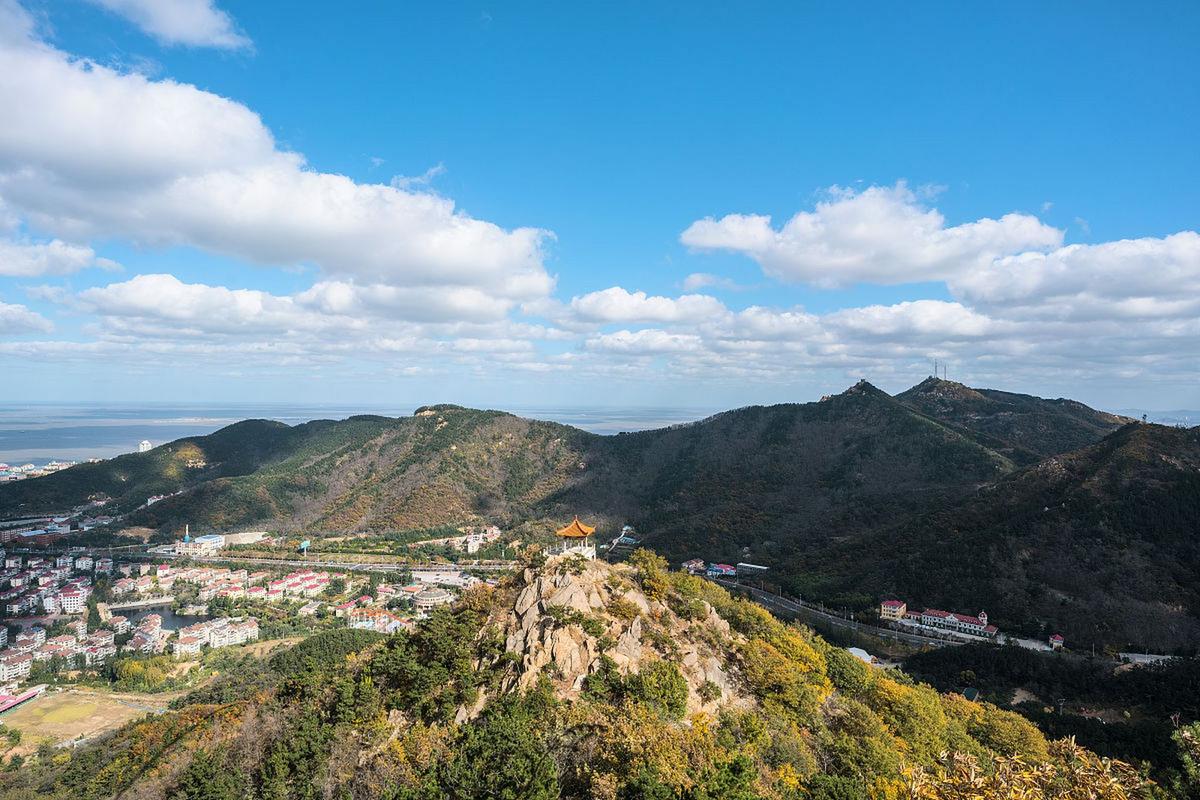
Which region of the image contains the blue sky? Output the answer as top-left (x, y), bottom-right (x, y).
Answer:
top-left (0, 0), bottom-right (1197, 411)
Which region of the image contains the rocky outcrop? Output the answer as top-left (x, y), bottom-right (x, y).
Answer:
top-left (488, 556), bottom-right (750, 716)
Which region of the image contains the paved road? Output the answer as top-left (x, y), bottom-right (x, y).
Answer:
top-left (147, 552), bottom-right (518, 573)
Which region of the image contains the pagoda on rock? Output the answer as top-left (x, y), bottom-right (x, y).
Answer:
top-left (553, 516), bottom-right (596, 559)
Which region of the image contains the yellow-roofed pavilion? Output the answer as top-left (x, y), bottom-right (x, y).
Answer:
top-left (555, 517), bottom-right (595, 538)
top-left (552, 516), bottom-right (596, 559)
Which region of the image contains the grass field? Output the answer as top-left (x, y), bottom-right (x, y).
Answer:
top-left (0, 689), bottom-right (170, 756)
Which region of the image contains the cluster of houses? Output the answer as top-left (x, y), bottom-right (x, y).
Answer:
top-left (0, 551), bottom-right (108, 616)
top-left (127, 613), bottom-right (258, 657)
top-left (0, 460), bottom-right (83, 482)
top-left (110, 559), bottom-right (479, 623)
top-left (407, 525), bottom-right (503, 555)
top-left (113, 564), bottom-right (343, 605)
top-left (124, 613), bottom-right (170, 654)
top-left (331, 577), bottom-right (469, 632)
top-left (332, 581), bottom-right (457, 627)
top-left (173, 617), bottom-right (259, 655)
top-left (114, 564), bottom-right (255, 599)
top-left (0, 622), bottom-right (116, 684)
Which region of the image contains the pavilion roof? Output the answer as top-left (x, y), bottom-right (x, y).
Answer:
top-left (555, 517), bottom-right (595, 538)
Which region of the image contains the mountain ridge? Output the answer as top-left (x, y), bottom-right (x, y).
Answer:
top-left (2, 379), bottom-right (1192, 650)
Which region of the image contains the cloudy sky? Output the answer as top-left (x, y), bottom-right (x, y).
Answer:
top-left (0, 0), bottom-right (1197, 411)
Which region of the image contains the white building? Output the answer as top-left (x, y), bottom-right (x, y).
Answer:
top-left (0, 653), bottom-right (32, 681)
top-left (413, 586), bottom-right (454, 613)
top-left (58, 589), bottom-right (86, 614)
top-left (176, 533), bottom-right (225, 556)
top-left (138, 440), bottom-right (152, 453)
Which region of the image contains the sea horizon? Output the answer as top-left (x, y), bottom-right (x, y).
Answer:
top-left (0, 401), bottom-right (726, 464)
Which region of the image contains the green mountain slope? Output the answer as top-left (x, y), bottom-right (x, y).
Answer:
top-left (805, 423), bottom-right (1200, 651)
top-left (0, 418), bottom-right (303, 516)
top-left (0, 556), bottom-right (1150, 800)
top-left (896, 377), bottom-right (1131, 465)
top-left (0, 409), bottom-right (596, 532)
top-left (563, 380), bottom-right (1014, 565)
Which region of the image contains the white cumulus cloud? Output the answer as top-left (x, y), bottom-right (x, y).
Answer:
top-left (824, 300), bottom-right (996, 340)
top-left (586, 329), bottom-right (703, 355)
top-left (85, 0), bottom-right (251, 49)
top-left (76, 274), bottom-right (354, 337)
top-left (568, 287), bottom-right (725, 324)
top-left (681, 183), bottom-right (1062, 287)
top-left (0, 4), bottom-right (552, 302)
top-left (0, 237), bottom-right (119, 276)
top-left (951, 232), bottom-right (1200, 321)
top-left (0, 296), bottom-right (51, 333)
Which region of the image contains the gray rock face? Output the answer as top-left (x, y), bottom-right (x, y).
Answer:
top-left (480, 555), bottom-right (749, 717)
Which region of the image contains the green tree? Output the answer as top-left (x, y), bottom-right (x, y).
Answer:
top-left (170, 748), bottom-right (244, 800)
top-left (439, 696), bottom-right (559, 799)
top-left (628, 660), bottom-right (689, 719)
top-left (1174, 722), bottom-right (1200, 792)
top-left (628, 549), bottom-right (670, 601)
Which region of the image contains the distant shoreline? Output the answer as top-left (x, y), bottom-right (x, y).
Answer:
top-left (0, 403), bottom-right (722, 464)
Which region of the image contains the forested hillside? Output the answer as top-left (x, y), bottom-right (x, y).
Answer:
top-left (560, 380), bottom-right (1013, 564)
top-left (799, 424), bottom-right (1200, 651)
top-left (0, 408), bottom-right (596, 533)
top-left (895, 377), bottom-right (1132, 465)
top-left (0, 555), bottom-right (1157, 800)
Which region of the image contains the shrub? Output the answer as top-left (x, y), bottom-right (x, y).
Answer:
top-left (627, 660), bottom-right (689, 719)
top-left (699, 680), bottom-right (722, 703)
top-left (628, 548), bottom-right (671, 602)
top-left (607, 597), bottom-right (641, 621)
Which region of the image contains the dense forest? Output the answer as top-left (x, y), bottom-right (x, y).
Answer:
top-left (0, 555), bottom-right (1168, 799)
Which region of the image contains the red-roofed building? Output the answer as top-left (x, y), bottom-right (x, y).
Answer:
top-left (918, 608), bottom-right (997, 637)
top-left (879, 600), bottom-right (906, 621)
top-left (1049, 633), bottom-right (1065, 649)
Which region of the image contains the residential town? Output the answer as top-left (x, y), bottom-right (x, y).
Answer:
top-left (0, 497), bottom-right (117, 545)
top-left (0, 460), bottom-right (93, 483)
top-left (0, 541), bottom-right (486, 698)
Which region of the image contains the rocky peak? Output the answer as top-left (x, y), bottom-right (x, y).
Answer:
top-left (906, 376), bottom-right (985, 402)
top-left (484, 556), bottom-right (746, 718)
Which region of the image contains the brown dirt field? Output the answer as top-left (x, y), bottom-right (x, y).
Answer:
top-left (116, 526), bottom-right (156, 541)
top-left (0, 688), bottom-right (171, 756)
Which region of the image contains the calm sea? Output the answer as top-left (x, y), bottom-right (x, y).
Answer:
top-left (0, 402), bottom-right (720, 465)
